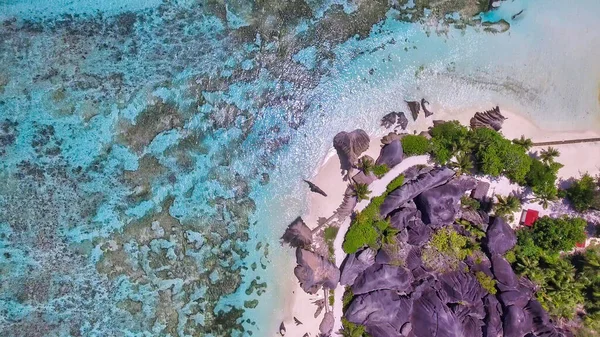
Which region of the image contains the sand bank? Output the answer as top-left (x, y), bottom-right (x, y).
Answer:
top-left (277, 107), bottom-right (600, 337)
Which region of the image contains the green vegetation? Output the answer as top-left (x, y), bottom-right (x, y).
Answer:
top-left (401, 134), bottom-right (431, 156)
top-left (372, 164), bottom-right (390, 178)
top-left (359, 156), bottom-right (374, 174)
top-left (517, 216), bottom-right (586, 255)
top-left (460, 195), bottom-right (480, 210)
top-left (510, 216), bottom-right (598, 326)
top-left (493, 194), bottom-right (521, 222)
top-left (386, 174), bottom-right (405, 194)
top-left (450, 151), bottom-right (474, 175)
top-left (428, 121), bottom-right (532, 184)
top-left (352, 183), bottom-right (371, 201)
top-left (324, 226), bottom-right (339, 258)
top-left (342, 286), bottom-right (354, 312)
top-left (340, 318), bottom-right (370, 337)
top-left (525, 158), bottom-right (561, 209)
top-left (423, 227), bottom-right (478, 271)
top-left (512, 135), bottom-right (533, 150)
top-left (565, 173), bottom-right (600, 212)
top-left (429, 121), bottom-right (470, 165)
top-left (343, 175), bottom-right (404, 254)
top-left (539, 147), bottom-right (560, 164)
top-left (470, 127), bottom-right (532, 183)
top-left (329, 289), bottom-right (335, 306)
top-left (475, 271), bottom-right (497, 295)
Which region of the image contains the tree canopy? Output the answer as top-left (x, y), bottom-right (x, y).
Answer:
top-left (517, 216), bottom-right (587, 255)
top-left (401, 134), bottom-right (431, 156)
top-left (565, 173), bottom-right (600, 212)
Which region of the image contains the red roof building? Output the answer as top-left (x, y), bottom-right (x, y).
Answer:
top-left (520, 209), bottom-right (539, 227)
top-left (576, 241), bottom-right (586, 248)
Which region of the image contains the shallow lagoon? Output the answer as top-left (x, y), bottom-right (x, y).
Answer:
top-left (0, 0), bottom-right (598, 336)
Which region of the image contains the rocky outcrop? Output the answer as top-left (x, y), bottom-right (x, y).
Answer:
top-left (380, 167), bottom-right (455, 217)
top-left (319, 312), bottom-right (334, 335)
top-left (351, 264), bottom-right (414, 295)
top-left (485, 217), bottom-right (517, 255)
top-left (381, 132), bottom-right (403, 145)
top-left (375, 139), bottom-right (403, 169)
top-left (381, 112), bottom-right (409, 131)
top-left (294, 248), bottom-right (339, 294)
top-left (471, 180), bottom-right (490, 202)
top-left (470, 106), bottom-right (506, 131)
top-left (333, 129), bottom-right (370, 170)
top-left (281, 217), bottom-right (312, 248)
top-left (340, 248), bottom-right (376, 286)
top-left (405, 100), bottom-right (421, 121)
top-left (415, 176), bottom-right (478, 228)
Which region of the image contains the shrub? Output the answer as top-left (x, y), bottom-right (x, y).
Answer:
top-left (329, 290), bottom-right (335, 306)
top-left (401, 134), bottom-right (431, 156)
top-left (386, 174), bottom-right (405, 194)
top-left (352, 183), bottom-right (371, 201)
top-left (340, 318), bottom-right (368, 337)
top-left (429, 121), bottom-right (470, 164)
top-left (493, 194), bottom-right (521, 222)
top-left (526, 158), bottom-right (561, 192)
top-left (470, 128), bottom-right (531, 184)
top-left (372, 164), bottom-right (389, 178)
top-left (522, 216), bottom-right (587, 254)
top-left (565, 173), bottom-right (600, 212)
top-left (460, 196), bottom-right (480, 210)
top-left (324, 226), bottom-right (339, 242)
top-left (430, 227), bottom-right (471, 260)
top-left (475, 271), bottom-right (497, 294)
top-left (342, 286), bottom-right (354, 312)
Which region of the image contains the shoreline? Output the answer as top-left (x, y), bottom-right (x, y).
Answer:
top-left (277, 106), bottom-right (600, 337)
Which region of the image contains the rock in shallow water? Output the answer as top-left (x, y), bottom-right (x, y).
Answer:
top-left (281, 217), bottom-right (312, 248)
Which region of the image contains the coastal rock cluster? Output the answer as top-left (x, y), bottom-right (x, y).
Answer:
top-left (470, 106), bottom-right (507, 131)
top-left (340, 168), bottom-right (568, 337)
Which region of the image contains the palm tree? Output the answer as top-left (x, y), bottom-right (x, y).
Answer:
top-left (381, 226), bottom-right (400, 245)
top-left (493, 194), bottom-right (522, 221)
top-left (532, 184), bottom-right (558, 209)
top-left (359, 156), bottom-right (374, 174)
top-left (539, 147), bottom-right (560, 164)
top-left (512, 135), bottom-right (533, 151)
top-left (352, 183), bottom-right (371, 201)
top-left (450, 151), bottom-right (474, 175)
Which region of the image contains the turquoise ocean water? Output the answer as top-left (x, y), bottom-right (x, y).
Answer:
top-left (0, 0), bottom-right (599, 336)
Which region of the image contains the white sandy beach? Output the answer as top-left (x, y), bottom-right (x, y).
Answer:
top-left (277, 107), bottom-right (600, 337)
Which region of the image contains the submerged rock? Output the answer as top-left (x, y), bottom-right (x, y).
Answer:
top-left (294, 248), bottom-right (340, 294)
top-left (422, 98), bottom-right (434, 117)
top-left (375, 139), bottom-right (403, 169)
top-left (380, 167), bottom-right (455, 218)
top-left (281, 217), bottom-right (312, 248)
top-left (303, 179), bottom-right (327, 197)
top-left (485, 217), bottom-right (517, 255)
top-left (333, 129), bottom-right (370, 170)
top-left (470, 106), bottom-right (506, 131)
top-left (406, 100), bottom-right (421, 121)
top-left (381, 112), bottom-right (409, 130)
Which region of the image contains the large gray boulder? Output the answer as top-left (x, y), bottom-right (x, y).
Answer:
top-left (411, 288), bottom-right (465, 337)
top-left (389, 205), bottom-right (419, 230)
top-left (380, 167), bottom-right (456, 218)
top-left (375, 139), bottom-right (403, 169)
top-left (485, 217), bottom-right (517, 255)
top-left (333, 129), bottom-right (370, 170)
top-left (491, 254), bottom-right (518, 291)
top-left (340, 248), bottom-right (376, 286)
top-left (345, 290), bottom-right (412, 330)
top-left (415, 176), bottom-right (478, 228)
top-left (281, 217), bottom-right (312, 248)
top-left (352, 264), bottom-right (413, 295)
top-left (483, 295), bottom-right (503, 337)
top-left (439, 272), bottom-right (487, 310)
top-left (294, 248), bottom-right (340, 294)
top-left (381, 112), bottom-right (409, 131)
top-left (319, 312), bottom-right (334, 335)
top-left (503, 305), bottom-right (533, 337)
